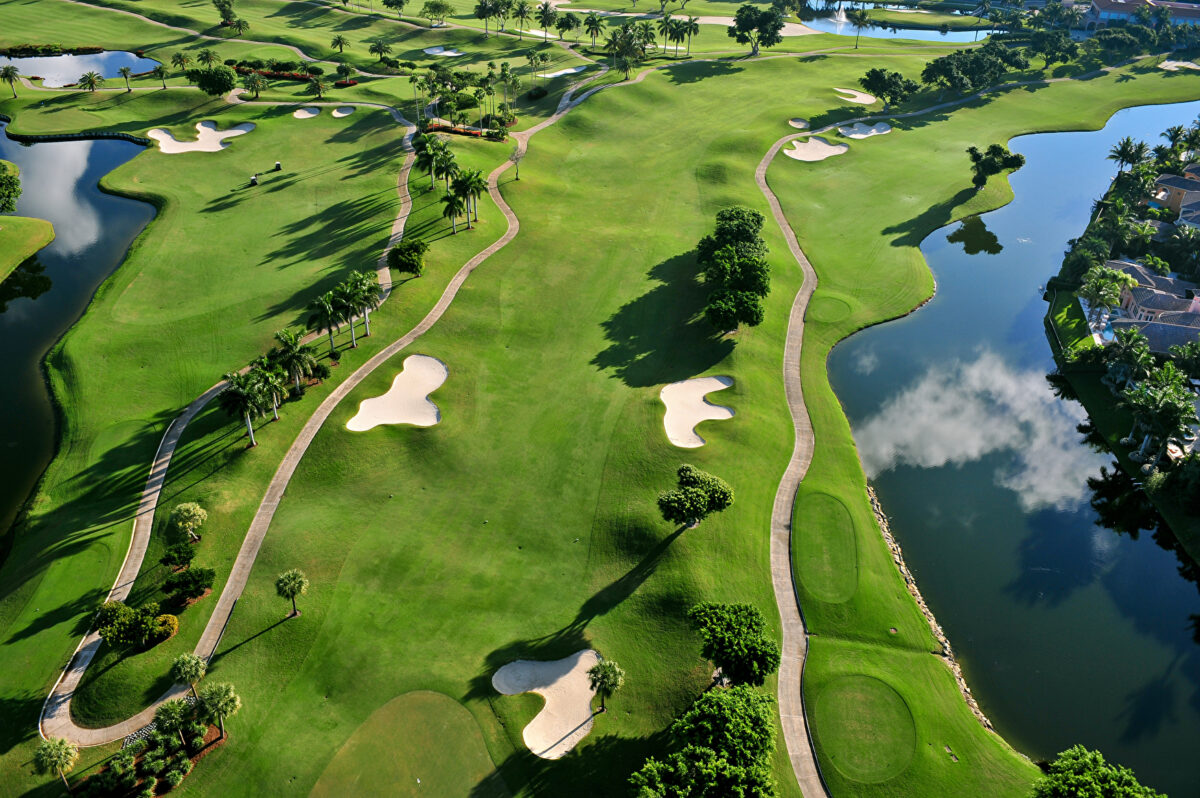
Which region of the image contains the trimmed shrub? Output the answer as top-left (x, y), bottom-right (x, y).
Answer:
top-left (525, 85), bottom-right (547, 100)
top-left (305, 64), bottom-right (324, 75)
top-left (160, 542), bottom-right (196, 570)
top-left (153, 614), bottom-right (179, 641)
top-left (162, 568), bottom-right (215, 602)
top-left (164, 769), bottom-right (186, 788)
top-left (388, 238), bottom-right (429, 276)
top-left (312, 362), bottom-right (332, 381)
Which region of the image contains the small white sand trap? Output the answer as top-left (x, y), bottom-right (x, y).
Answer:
top-left (1159, 60), bottom-right (1200, 71)
top-left (423, 46), bottom-right (465, 56)
top-left (146, 121), bottom-right (255, 154)
top-left (783, 136), bottom-right (848, 162)
top-left (544, 65), bottom-right (587, 78)
top-left (788, 117), bottom-right (809, 129)
top-left (332, 106), bottom-right (356, 118)
top-left (346, 354), bottom-right (448, 432)
top-left (660, 376), bottom-right (734, 448)
top-left (893, 7), bottom-right (931, 12)
top-left (293, 106), bottom-right (321, 119)
top-left (834, 87), bottom-right (876, 104)
top-left (838, 121), bottom-right (892, 139)
top-left (492, 650), bottom-right (600, 759)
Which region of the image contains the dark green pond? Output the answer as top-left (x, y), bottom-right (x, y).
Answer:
top-left (828, 100), bottom-right (1200, 796)
top-left (0, 122), bottom-right (153, 543)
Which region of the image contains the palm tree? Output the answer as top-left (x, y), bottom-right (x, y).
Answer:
top-left (513, 0), bottom-right (532, 37)
top-left (307, 291), bottom-right (342, 355)
top-left (242, 72), bottom-right (267, 99)
top-left (460, 168), bottom-right (487, 221)
top-left (118, 66), bottom-right (133, 91)
top-left (415, 140), bottom-right (442, 189)
top-left (331, 34), bottom-right (351, 53)
top-left (199, 682), bottom-right (242, 739)
top-left (219, 371), bottom-right (265, 446)
top-left (152, 64), bottom-right (169, 88)
top-left (275, 569), bottom-right (309, 616)
top-left (451, 173), bottom-right (476, 229)
top-left (1, 65), bottom-right (19, 98)
top-left (537, 0), bottom-right (557, 40)
top-left (683, 16), bottom-right (699, 55)
top-left (587, 659), bottom-right (625, 712)
top-left (368, 37), bottom-right (394, 60)
top-left (171, 52), bottom-right (193, 72)
top-left (231, 17), bottom-right (251, 35)
top-left (585, 11), bottom-right (604, 48)
top-left (306, 76), bottom-right (330, 99)
top-left (657, 13), bottom-right (673, 53)
top-left (249, 357), bottom-right (288, 419)
top-left (476, 0), bottom-right (496, 37)
top-left (77, 71), bottom-right (104, 92)
top-left (197, 48), bottom-right (220, 69)
top-left (154, 698), bottom-right (192, 748)
top-left (847, 8), bottom-right (872, 49)
top-left (433, 148), bottom-right (458, 194)
top-left (668, 18), bottom-right (686, 57)
top-left (349, 270), bottom-right (383, 336)
top-left (34, 738), bottom-right (78, 792)
top-left (332, 282), bottom-right (361, 347)
top-left (272, 328), bottom-right (318, 392)
top-left (1163, 124), bottom-right (1187, 151)
top-left (171, 653), bottom-right (207, 699)
top-left (441, 191), bottom-right (466, 233)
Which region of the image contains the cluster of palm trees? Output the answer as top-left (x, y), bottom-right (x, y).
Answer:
top-left (409, 61), bottom-right (520, 128)
top-left (655, 13), bottom-right (701, 55)
top-left (413, 135), bottom-right (488, 233)
top-left (217, 272), bottom-right (380, 446)
top-left (602, 22), bottom-right (656, 78)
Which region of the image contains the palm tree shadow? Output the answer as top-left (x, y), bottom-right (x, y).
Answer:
top-left (591, 254), bottom-right (733, 387)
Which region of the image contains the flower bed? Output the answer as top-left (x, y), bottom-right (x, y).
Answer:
top-left (334, 79), bottom-right (358, 87)
top-left (234, 65), bottom-right (313, 82)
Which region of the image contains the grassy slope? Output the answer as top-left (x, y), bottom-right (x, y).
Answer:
top-left (767, 60), bottom-right (1200, 797)
top-left (0, 158), bottom-right (55, 283)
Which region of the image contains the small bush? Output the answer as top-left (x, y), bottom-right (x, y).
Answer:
top-left (305, 64), bottom-right (324, 75)
top-left (160, 542), bottom-right (196, 570)
top-left (312, 362), bottom-right (332, 380)
top-left (388, 238), bottom-right (429, 276)
top-left (140, 753), bottom-right (165, 776)
top-left (162, 568), bottom-right (215, 602)
top-left (525, 85), bottom-right (547, 100)
top-left (223, 58), bottom-right (237, 66)
top-left (138, 786), bottom-right (155, 798)
top-left (153, 614), bottom-right (179, 641)
top-left (164, 769), bottom-right (186, 788)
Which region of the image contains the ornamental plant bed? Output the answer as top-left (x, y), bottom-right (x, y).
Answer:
top-left (426, 124), bottom-right (485, 138)
top-left (0, 44), bottom-right (104, 56)
top-left (334, 79), bottom-right (358, 87)
top-left (234, 66), bottom-right (312, 82)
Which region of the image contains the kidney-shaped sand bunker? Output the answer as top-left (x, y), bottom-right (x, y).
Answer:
top-left (346, 354), bottom-right (448, 432)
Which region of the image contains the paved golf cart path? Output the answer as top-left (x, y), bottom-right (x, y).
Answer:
top-left (32, 6), bottom-right (1151, 787)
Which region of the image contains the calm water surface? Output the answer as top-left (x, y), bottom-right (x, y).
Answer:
top-left (803, 15), bottom-right (984, 42)
top-left (0, 122), bottom-right (153, 540)
top-left (0, 51), bottom-right (160, 88)
top-left (828, 100), bottom-right (1200, 797)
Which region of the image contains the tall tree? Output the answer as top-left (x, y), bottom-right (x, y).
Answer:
top-left (307, 291), bottom-right (342, 355)
top-left (658, 464), bottom-right (734, 527)
top-left (585, 11), bottom-right (604, 48)
top-left (272, 328), bottom-right (318, 392)
top-left (276, 568), bottom-right (309, 616)
top-left (330, 34), bottom-right (351, 52)
top-left (332, 282), bottom-right (361, 347)
top-left (687, 602), bottom-right (781, 686)
top-left (368, 37), bottom-right (394, 60)
top-left (513, 0), bottom-right (532, 36)
top-left (170, 502), bottom-right (208, 542)
top-left (241, 71), bottom-right (267, 99)
top-left (441, 191), bottom-right (466, 233)
top-left (1, 64), bottom-right (20, 98)
top-left (218, 370), bottom-right (266, 446)
top-left (537, 0), bottom-right (557, 39)
top-left (197, 48), bottom-right (220, 69)
top-left (249, 357), bottom-right (288, 419)
top-left (476, 0), bottom-right (496, 36)
top-left (171, 653), bottom-right (208, 699)
top-left (727, 5), bottom-right (784, 56)
top-left (171, 51), bottom-right (193, 72)
top-left (1077, 264), bottom-right (1136, 325)
top-left (152, 64), bottom-right (169, 88)
top-left (382, 0), bottom-right (409, 17)
top-left (77, 71), bottom-right (104, 92)
top-left (846, 7), bottom-right (872, 48)
top-left (587, 659), bottom-right (625, 712)
top-left (154, 698), bottom-right (192, 748)
top-left (118, 65), bottom-right (133, 91)
top-left (199, 682), bottom-right (242, 739)
top-left (33, 738), bottom-right (78, 792)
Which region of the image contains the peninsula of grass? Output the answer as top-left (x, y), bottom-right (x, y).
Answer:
top-left (0, 214), bottom-right (54, 284)
top-left (868, 7), bottom-right (990, 31)
top-left (766, 59), bottom-right (1200, 797)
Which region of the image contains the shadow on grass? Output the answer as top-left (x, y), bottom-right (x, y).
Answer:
top-left (591, 254), bottom-right (733, 388)
top-left (483, 730), bottom-right (668, 798)
top-left (880, 186), bottom-right (976, 248)
top-left (663, 60), bottom-right (743, 85)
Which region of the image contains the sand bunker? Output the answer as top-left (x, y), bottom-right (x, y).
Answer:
top-left (345, 355), bottom-right (448, 432)
top-left (660, 376), bottom-right (734, 448)
top-left (544, 65), bottom-right (588, 78)
top-left (788, 117), bottom-right (809, 129)
top-left (838, 121), bottom-right (892, 139)
top-left (783, 136), bottom-right (848, 162)
top-left (331, 106), bottom-right (355, 117)
top-left (293, 106), bottom-right (320, 119)
top-left (146, 121), bottom-right (255, 154)
top-left (834, 87), bottom-right (876, 104)
top-left (1159, 60), bottom-right (1200, 71)
top-left (423, 46), bottom-right (465, 56)
top-left (492, 650), bottom-right (601, 759)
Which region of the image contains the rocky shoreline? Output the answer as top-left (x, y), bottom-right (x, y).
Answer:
top-left (866, 485), bottom-right (998, 734)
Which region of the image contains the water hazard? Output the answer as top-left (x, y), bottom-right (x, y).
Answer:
top-left (0, 51), bottom-right (160, 88)
top-left (828, 100), bottom-right (1200, 795)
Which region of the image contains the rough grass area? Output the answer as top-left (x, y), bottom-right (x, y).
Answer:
top-left (310, 691), bottom-right (510, 797)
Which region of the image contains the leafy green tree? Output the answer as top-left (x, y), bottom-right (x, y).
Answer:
top-left (658, 464), bottom-right (734, 527)
top-left (697, 206), bottom-right (766, 264)
top-left (1077, 264), bottom-right (1136, 325)
top-left (420, 0), bottom-right (453, 25)
top-left (0, 161), bottom-right (20, 213)
top-left (671, 685), bottom-right (776, 767)
top-left (272, 328), bottom-right (318, 393)
top-left (199, 682), bottom-right (242, 739)
top-left (1028, 28), bottom-right (1078, 69)
top-left (966, 143), bottom-right (1025, 189)
top-left (77, 71), bottom-right (104, 92)
top-left (241, 71), bottom-right (267, 99)
top-left (152, 64), bottom-right (169, 88)
top-left (1122, 361), bottom-right (1198, 466)
top-left (587, 659), bottom-right (625, 712)
top-left (34, 738), bottom-right (78, 792)
top-left (858, 67), bottom-right (918, 111)
top-left (1169, 340), bottom-right (1200, 380)
top-left (218, 371), bottom-right (266, 446)
top-left (163, 567), bottom-right (216, 602)
top-left (687, 602), bottom-right (780, 686)
top-left (1033, 745), bottom-right (1163, 798)
top-left (154, 698), bottom-right (192, 748)
top-left (195, 64), bottom-right (237, 96)
top-left (727, 4), bottom-right (784, 55)
top-left (171, 653), bottom-right (208, 699)
top-left (160, 542), bottom-right (197, 570)
top-left (388, 238), bottom-right (430, 276)
top-left (630, 745), bottom-right (775, 797)
top-left (330, 34), bottom-right (350, 53)
top-left (476, 0), bottom-right (497, 36)
top-left (96, 600), bottom-right (161, 648)
top-left (276, 569), bottom-right (309, 616)
top-left (705, 289), bottom-right (764, 330)
top-left (170, 502), bottom-right (208, 542)
top-left (1, 64), bottom-right (19, 98)
top-left (307, 291), bottom-right (342, 356)
top-left (383, 0), bottom-right (409, 17)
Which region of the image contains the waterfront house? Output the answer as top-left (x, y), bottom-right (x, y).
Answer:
top-left (1083, 0), bottom-right (1200, 27)
top-left (1109, 259), bottom-right (1200, 352)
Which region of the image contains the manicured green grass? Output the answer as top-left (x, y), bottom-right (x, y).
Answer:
top-left (1047, 289), bottom-right (1096, 355)
top-left (868, 7), bottom-right (989, 30)
top-left (310, 691), bottom-right (510, 797)
top-left (767, 59), bottom-right (1200, 797)
top-left (0, 211), bottom-right (54, 285)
